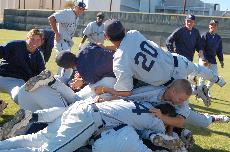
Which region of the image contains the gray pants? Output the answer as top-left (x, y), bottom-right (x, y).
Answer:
top-left (0, 76), bottom-right (25, 102)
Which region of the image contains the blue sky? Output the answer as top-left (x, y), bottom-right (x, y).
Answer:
top-left (201, 0), bottom-right (230, 11)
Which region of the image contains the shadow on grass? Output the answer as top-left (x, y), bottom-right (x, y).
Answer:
top-left (189, 125), bottom-right (230, 138)
top-left (190, 144), bottom-right (229, 152)
top-left (189, 104), bottom-right (229, 115)
top-left (211, 97), bottom-right (230, 106)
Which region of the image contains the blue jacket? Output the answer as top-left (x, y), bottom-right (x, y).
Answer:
top-left (75, 43), bottom-right (115, 84)
top-left (39, 29), bottom-right (55, 62)
top-left (166, 26), bottom-right (203, 61)
top-left (0, 40), bottom-right (45, 81)
top-left (201, 32), bottom-right (223, 64)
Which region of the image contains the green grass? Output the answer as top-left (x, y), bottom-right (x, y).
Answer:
top-left (0, 29), bottom-right (230, 152)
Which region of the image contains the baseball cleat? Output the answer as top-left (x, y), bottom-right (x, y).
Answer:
top-left (215, 76), bottom-right (226, 87)
top-left (150, 133), bottom-right (184, 151)
top-left (196, 85), bottom-right (211, 107)
top-left (180, 128), bottom-right (195, 150)
top-left (0, 109), bottom-right (32, 140)
top-left (209, 114), bottom-right (229, 123)
top-left (25, 69), bottom-right (54, 92)
top-left (0, 100), bottom-right (8, 116)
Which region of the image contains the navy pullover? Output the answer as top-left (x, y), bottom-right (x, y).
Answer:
top-left (0, 40), bottom-right (45, 81)
top-left (39, 29), bottom-right (55, 62)
top-left (75, 43), bottom-right (115, 84)
top-left (166, 26), bottom-right (203, 61)
top-left (201, 32), bottom-right (223, 64)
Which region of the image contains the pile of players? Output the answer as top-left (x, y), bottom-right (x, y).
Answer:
top-left (0, 1), bottom-right (229, 152)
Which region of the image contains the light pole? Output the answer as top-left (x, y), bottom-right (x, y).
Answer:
top-left (110, 0), bottom-right (113, 11)
top-left (183, 0), bottom-right (186, 14)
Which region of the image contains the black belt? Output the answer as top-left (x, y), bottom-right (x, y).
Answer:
top-left (89, 124), bottom-right (128, 144)
top-left (163, 56), bottom-right (178, 87)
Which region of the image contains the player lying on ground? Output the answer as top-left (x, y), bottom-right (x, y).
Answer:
top-left (0, 94), bottom-right (187, 151)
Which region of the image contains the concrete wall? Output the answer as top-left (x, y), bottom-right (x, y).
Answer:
top-left (3, 9), bottom-right (230, 54)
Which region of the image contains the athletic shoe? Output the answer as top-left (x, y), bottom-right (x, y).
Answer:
top-left (0, 109), bottom-right (32, 140)
top-left (0, 100), bottom-right (8, 116)
top-left (210, 114), bottom-right (229, 123)
top-left (196, 85), bottom-right (211, 107)
top-left (150, 133), bottom-right (184, 151)
top-left (215, 76), bottom-right (226, 87)
top-left (25, 69), bottom-right (54, 92)
top-left (180, 128), bottom-right (195, 150)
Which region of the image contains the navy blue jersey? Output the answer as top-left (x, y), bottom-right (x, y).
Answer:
top-left (201, 32), bottom-right (223, 64)
top-left (0, 40), bottom-right (45, 81)
top-left (39, 29), bottom-right (55, 62)
top-left (166, 26), bottom-right (202, 61)
top-left (75, 43), bottom-right (115, 84)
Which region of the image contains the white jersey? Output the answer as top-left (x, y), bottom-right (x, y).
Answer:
top-left (52, 9), bottom-right (79, 46)
top-left (113, 30), bottom-right (175, 91)
top-left (83, 21), bottom-right (105, 44)
top-left (96, 99), bottom-right (165, 133)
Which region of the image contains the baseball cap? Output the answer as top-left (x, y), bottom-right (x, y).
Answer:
top-left (104, 19), bottom-right (124, 38)
top-left (209, 19), bottom-right (218, 25)
top-left (73, 1), bottom-right (86, 9)
top-left (97, 12), bottom-right (105, 19)
top-left (185, 14), bottom-right (195, 21)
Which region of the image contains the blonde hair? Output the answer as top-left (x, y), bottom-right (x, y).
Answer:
top-left (169, 79), bottom-right (192, 96)
top-left (27, 28), bottom-right (44, 40)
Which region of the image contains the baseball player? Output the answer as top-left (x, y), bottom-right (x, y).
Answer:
top-left (102, 19), bottom-right (225, 105)
top-left (199, 19), bottom-right (224, 98)
top-left (79, 12), bottom-right (105, 48)
top-left (166, 14), bottom-right (204, 62)
top-left (38, 29), bottom-right (55, 63)
top-left (48, 0), bottom-right (86, 84)
top-left (0, 96), bottom-right (185, 151)
top-left (0, 28), bottom-right (45, 102)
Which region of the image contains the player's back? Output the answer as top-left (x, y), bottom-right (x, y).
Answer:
top-left (114, 30), bottom-right (175, 86)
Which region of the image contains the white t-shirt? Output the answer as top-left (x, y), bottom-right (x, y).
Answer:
top-left (83, 21), bottom-right (105, 44)
top-left (113, 30), bottom-right (175, 91)
top-left (52, 9), bottom-right (79, 46)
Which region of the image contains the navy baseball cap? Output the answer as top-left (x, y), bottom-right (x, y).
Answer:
top-left (104, 19), bottom-right (124, 38)
top-left (185, 14), bottom-right (195, 21)
top-left (74, 1), bottom-right (86, 9)
top-left (97, 12), bottom-right (105, 19)
top-left (209, 19), bottom-right (218, 25)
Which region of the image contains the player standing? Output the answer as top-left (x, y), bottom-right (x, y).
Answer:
top-left (79, 12), bottom-right (105, 48)
top-left (48, 0), bottom-right (86, 83)
top-left (199, 19), bottom-right (224, 98)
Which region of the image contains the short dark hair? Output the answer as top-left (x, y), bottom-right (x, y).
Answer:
top-left (55, 51), bottom-right (76, 69)
top-left (104, 19), bottom-right (125, 41)
top-left (155, 103), bottom-right (177, 117)
top-left (108, 30), bottom-right (125, 41)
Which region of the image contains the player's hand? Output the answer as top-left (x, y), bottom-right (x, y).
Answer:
top-left (202, 59), bottom-right (209, 67)
top-left (220, 61), bottom-right (224, 68)
top-left (70, 77), bottom-right (84, 90)
top-left (55, 32), bottom-right (61, 42)
top-left (94, 96), bottom-right (105, 103)
top-left (149, 108), bottom-right (163, 119)
top-left (94, 86), bottom-right (106, 95)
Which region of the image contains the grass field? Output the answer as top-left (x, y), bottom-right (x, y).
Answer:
top-left (0, 29), bottom-right (230, 152)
